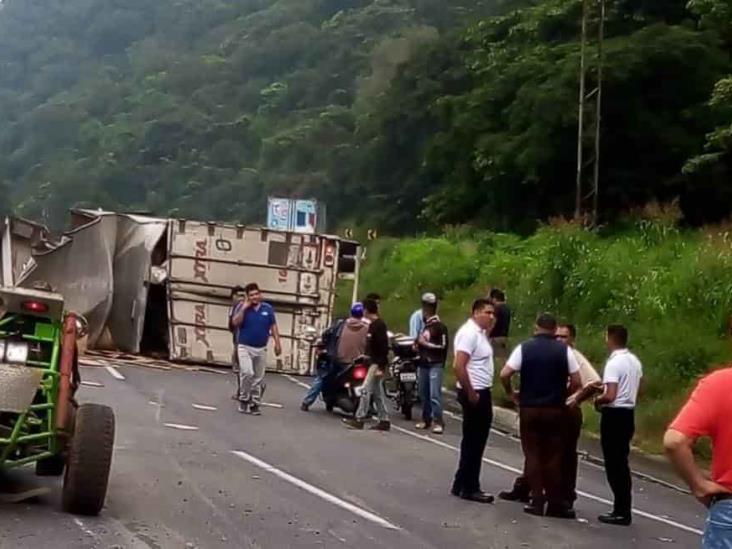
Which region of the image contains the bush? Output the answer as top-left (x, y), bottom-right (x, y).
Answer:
top-left (351, 219), bottom-right (732, 451)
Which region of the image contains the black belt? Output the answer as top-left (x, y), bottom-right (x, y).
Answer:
top-left (712, 494), bottom-right (732, 504)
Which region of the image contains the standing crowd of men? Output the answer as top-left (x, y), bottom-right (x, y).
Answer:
top-left (227, 282), bottom-right (731, 546)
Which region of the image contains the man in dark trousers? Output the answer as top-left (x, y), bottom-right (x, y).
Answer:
top-left (500, 313), bottom-right (581, 518)
top-left (489, 289), bottom-right (511, 367)
top-left (451, 298), bottom-right (497, 503)
top-left (595, 324), bottom-right (643, 525)
top-left (343, 298), bottom-right (391, 431)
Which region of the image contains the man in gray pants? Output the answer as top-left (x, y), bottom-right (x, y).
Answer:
top-left (231, 283), bottom-right (282, 415)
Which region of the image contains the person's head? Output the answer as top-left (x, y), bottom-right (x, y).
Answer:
top-left (231, 285), bottom-right (246, 302)
top-left (556, 323), bottom-right (577, 347)
top-left (606, 324), bottom-right (628, 350)
top-left (350, 302), bottom-right (365, 319)
top-left (534, 313), bottom-right (558, 335)
top-left (365, 293), bottom-right (381, 306)
top-left (363, 298), bottom-right (379, 319)
top-left (471, 298), bottom-right (496, 331)
top-left (420, 292), bottom-right (438, 317)
top-left (489, 288), bottom-right (505, 304)
top-left (244, 283), bottom-right (262, 305)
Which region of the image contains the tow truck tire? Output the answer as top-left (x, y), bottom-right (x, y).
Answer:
top-left (35, 454), bottom-right (65, 477)
top-left (62, 403), bottom-right (115, 516)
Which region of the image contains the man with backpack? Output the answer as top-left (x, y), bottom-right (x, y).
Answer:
top-left (301, 303), bottom-right (369, 411)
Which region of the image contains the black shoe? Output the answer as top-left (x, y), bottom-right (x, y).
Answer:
top-left (460, 491), bottom-right (495, 504)
top-left (300, 403), bottom-right (309, 412)
top-left (546, 506), bottom-right (577, 519)
top-left (369, 421), bottom-right (391, 432)
top-left (524, 503), bottom-right (545, 516)
top-left (598, 513), bottom-right (631, 526)
top-left (451, 486), bottom-right (461, 497)
top-left (498, 490), bottom-right (530, 503)
top-left (249, 405), bottom-right (262, 416)
top-left (342, 418), bottom-right (364, 430)
top-left (238, 401), bottom-right (248, 414)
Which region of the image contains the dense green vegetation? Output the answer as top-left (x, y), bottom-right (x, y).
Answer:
top-left (0, 0), bottom-right (730, 231)
top-left (355, 212), bottom-right (732, 451)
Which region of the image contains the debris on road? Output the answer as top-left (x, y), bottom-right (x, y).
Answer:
top-left (260, 402), bottom-right (284, 409)
top-left (192, 404), bottom-right (218, 411)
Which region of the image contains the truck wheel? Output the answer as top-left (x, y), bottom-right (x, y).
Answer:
top-left (35, 454), bottom-right (65, 477)
top-left (62, 403), bottom-right (115, 516)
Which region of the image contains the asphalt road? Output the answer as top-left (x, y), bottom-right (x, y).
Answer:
top-left (0, 364), bottom-right (706, 548)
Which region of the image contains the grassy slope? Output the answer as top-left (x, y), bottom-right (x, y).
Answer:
top-left (336, 220), bottom-right (732, 454)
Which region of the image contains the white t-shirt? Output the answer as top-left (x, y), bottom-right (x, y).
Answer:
top-left (454, 318), bottom-right (494, 390)
top-left (602, 349), bottom-right (643, 409)
top-left (505, 344), bottom-right (580, 374)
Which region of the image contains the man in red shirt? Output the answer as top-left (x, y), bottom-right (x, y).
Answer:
top-left (664, 367), bottom-right (732, 547)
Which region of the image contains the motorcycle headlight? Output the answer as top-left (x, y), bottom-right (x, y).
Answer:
top-left (3, 341), bottom-right (29, 365)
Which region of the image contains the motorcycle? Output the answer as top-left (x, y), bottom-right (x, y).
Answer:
top-left (385, 333), bottom-right (419, 420)
top-left (320, 352), bottom-right (370, 415)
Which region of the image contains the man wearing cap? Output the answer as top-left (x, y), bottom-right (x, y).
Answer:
top-left (500, 313), bottom-right (582, 518)
top-left (301, 303), bottom-right (369, 411)
top-left (415, 295), bottom-right (449, 434)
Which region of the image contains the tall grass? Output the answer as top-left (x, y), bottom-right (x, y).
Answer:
top-left (348, 217), bottom-right (732, 452)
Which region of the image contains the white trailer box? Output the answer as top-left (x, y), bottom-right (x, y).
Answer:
top-left (167, 219), bottom-right (358, 374)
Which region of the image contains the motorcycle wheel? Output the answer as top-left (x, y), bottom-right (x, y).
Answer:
top-left (402, 389), bottom-right (414, 421)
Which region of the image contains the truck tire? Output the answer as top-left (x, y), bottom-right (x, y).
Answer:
top-left (402, 389), bottom-right (414, 421)
top-left (35, 454), bottom-right (65, 477)
top-left (62, 403), bottom-right (115, 516)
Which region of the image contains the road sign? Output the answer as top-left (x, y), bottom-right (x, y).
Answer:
top-left (344, 228), bottom-right (353, 239)
top-left (367, 229), bottom-right (378, 241)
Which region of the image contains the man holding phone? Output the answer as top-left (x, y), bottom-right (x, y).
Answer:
top-left (231, 283), bottom-right (282, 415)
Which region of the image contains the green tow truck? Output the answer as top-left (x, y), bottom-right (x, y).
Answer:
top-left (0, 286), bottom-right (115, 515)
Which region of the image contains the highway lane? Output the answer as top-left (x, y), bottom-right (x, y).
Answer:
top-left (0, 364), bottom-right (705, 548)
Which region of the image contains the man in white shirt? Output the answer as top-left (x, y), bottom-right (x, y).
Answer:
top-left (594, 324), bottom-right (643, 526)
top-left (450, 298), bottom-right (497, 504)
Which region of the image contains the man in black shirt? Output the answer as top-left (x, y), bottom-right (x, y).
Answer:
top-left (343, 298), bottom-right (391, 431)
top-left (489, 289), bottom-right (511, 365)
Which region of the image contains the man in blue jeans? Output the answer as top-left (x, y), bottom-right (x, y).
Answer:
top-left (301, 303), bottom-right (368, 411)
top-left (665, 367), bottom-right (732, 547)
top-left (414, 299), bottom-right (448, 434)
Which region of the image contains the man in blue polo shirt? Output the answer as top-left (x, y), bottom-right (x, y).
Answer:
top-left (231, 283), bottom-right (282, 415)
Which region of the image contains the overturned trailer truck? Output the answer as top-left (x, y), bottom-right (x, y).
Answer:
top-left (3, 211), bottom-right (360, 374)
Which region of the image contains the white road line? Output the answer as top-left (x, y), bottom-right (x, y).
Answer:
top-left (284, 374), bottom-right (309, 389)
top-left (105, 365), bottom-right (125, 380)
top-left (260, 402), bottom-right (284, 409)
top-left (192, 404), bottom-right (218, 411)
top-left (164, 423), bottom-right (199, 431)
top-left (80, 380), bottom-right (104, 388)
top-left (391, 425), bottom-right (703, 536)
top-left (231, 450), bottom-right (400, 531)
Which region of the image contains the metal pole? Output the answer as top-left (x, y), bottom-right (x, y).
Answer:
top-left (591, 0), bottom-right (605, 227)
top-left (575, 0), bottom-right (589, 220)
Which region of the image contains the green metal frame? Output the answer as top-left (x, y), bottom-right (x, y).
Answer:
top-left (0, 314), bottom-right (62, 470)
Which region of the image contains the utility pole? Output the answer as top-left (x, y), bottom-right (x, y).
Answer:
top-left (575, 0), bottom-right (606, 227)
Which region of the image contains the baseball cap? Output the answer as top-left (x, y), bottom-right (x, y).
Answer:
top-left (350, 302), bottom-right (365, 318)
top-left (421, 292), bottom-right (437, 305)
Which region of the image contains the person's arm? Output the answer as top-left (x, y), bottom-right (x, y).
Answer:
top-left (664, 429), bottom-right (729, 507)
top-left (271, 321), bottom-right (282, 356)
top-left (454, 350), bottom-right (478, 404)
top-left (500, 345), bottom-right (522, 404)
top-left (566, 349), bottom-right (582, 396)
top-left (500, 365), bottom-right (517, 403)
top-left (595, 357), bottom-right (619, 406)
top-left (231, 300), bottom-right (248, 328)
